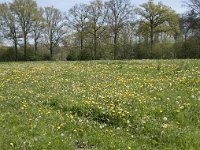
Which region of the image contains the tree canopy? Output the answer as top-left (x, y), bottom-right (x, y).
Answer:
top-left (0, 0), bottom-right (199, 61)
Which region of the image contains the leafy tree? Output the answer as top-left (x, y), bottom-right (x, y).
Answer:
top-left (135, 0), bottom-right (179, 55)
top-left (11, 0), bottom-right (38, 60)
top-left (0, 3), bottom-right (20, 61)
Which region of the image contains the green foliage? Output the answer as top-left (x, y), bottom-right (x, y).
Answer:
top-left (66, 50), bottom-right (79, 61)
top-left (151, 42), bottom-right (175, 59)
top-left (136, 0), bottom-right (179, 34)
top-left (0, 47), bottom-right (15, 61)
top-left (0, 47), bottom-right (23, 61)
top-left (174, 36), bottom-right (200, 59)
top-left (79, 49), bottom-right (93, 60)
top-left (180, 37), bottom-right (200, 58)
top-left (40, 54), bottom-right (53, 61)
top-left (135, 0), bottom-right (180, 53)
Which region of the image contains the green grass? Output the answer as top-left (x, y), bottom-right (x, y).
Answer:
top-left (0, 60), bottom-right (200, 150)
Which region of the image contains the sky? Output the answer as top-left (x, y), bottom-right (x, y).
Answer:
top-left (0, 0), bottom-right (187, 14)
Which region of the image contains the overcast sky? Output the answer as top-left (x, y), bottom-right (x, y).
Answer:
top-left (0, 0), bottom-right (187, 14)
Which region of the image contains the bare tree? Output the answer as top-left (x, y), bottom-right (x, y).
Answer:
top-left (186, 0), bottom-right (200, 15)
top-left (105, 0), bottom-right (134, 59)
top-left (43, 7), bottom-right (67, 58)
top-left (179, 14), bottom-right (191, 41)
top-left (184, 0), bottom-right (200, 57)
top-left (32, 8), bottom-right (44, 57)
top-left (185, 0), bottom-right (200, 37)
top-left (87, 0), bottom-right (107, 59)
top-left (119, 22), bottom-right (136, 59)
top-left (67, 4), bottom-right (88, 51)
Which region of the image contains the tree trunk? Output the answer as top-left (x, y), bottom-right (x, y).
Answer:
top-left (150, 22), bottom-right (154, 57)
top-left (114, 33), bottom-right (118, 60)
top-left (138, 33), bottom-right (141, 44)
top-left (34, 38), bottom-right (38, 57)
top-left (94, 32), bottom-right (97, 60)
top-left (50, 43), bottom-right (53, 59)
top-left (123, 38), bottom-right (126, 59)
top-left (14, 40), bottom-right (18, 61)
top-left (184, 33), bottom-right (187, 42)
top-left (80, 37), bottom-right (83, 51)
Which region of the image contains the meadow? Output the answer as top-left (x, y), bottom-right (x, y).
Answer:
top-left (0, 60), bottom-right (200, 150)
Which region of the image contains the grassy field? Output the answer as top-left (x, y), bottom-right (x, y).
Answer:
top-left (0, 60), bottom-right (200, 150)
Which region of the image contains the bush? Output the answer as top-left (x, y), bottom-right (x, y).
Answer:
top-left (0, 47), bottom-right (23, 61)
top-left (78, 49), bottom-right (93, 61)
top-left (67, 50), bottom-right (78, 61)
top-left (175, 37), bottom-right (200, 59)
top-left (152, 42), bottom-right (175, 59)
top-left (41, 54), bottom-right (52, 61)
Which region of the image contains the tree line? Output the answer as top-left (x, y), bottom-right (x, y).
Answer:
top-left (0, 0), bottom-right (199, 61)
